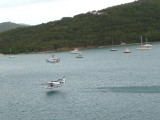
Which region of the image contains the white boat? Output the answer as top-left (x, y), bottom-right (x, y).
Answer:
top-left (110, 49), bottom-right (117, 51)
top-left (9, 55), bottom-right (15, 58)
top-left (137, 36), bottom-right (151, 50)
top-left (45, 77), bottom-right (66, 89)
top-left (46, 55), bottom-right (60, 63)
top-left (124, 48), bottom-right (131, 53)
top-left (76, 54), bottom-right (83, 58)
top-left (70, 48), bottom-right (81, 54)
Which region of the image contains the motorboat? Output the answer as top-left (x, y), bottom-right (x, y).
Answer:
top-left (45, 77), bottom-right (66, 89)
top-left (70, 48), bottom-right (81, 54)
top-left (76, 54), bottom-right (83, 58)
top-left (46, 55), bottom-right (60, 63)
top-left (124, 48), bottom-right (131, 53)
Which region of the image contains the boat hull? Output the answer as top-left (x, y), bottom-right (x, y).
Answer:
top-left (110, 49), bottom-right (117, 51)
top-left (46, 58), bottom-right (60, 63)
top-left (124, 51), bottom-right (131, 53)
top-left (137, 47), bottom-right (151, 50)
top-left (70, 48), bottom-right (81, 54)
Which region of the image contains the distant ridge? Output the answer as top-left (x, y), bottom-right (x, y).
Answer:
top-left (0, 22), bottom-right (30, 33)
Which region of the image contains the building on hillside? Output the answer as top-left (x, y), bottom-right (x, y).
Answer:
top-left (87, 10), bottom-right (104, 15)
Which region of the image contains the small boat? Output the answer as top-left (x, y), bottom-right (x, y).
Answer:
top-left (76, 54), bottom-right (83, 58)
top-left (44, 77), bottom-right (66, 89)
top-left (124, 48), bottom-right (131, 53)
top-left (9, 48), bottom-right (15, 58)
top-left (9, 55), bottom-right (15, 58)
top-left (70, 48), bottom-right (81, 54)
top-left (46, 55), bottom-right (60, 63)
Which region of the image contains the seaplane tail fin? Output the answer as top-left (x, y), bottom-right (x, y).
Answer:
top-left (62, 77), bottom-right (66, 84)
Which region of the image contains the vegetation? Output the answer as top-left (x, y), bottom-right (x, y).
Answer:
top-left (0, 0), bottom-right (160, 54)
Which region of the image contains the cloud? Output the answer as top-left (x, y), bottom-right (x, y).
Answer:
top-left (0, 0), bottom-right (59, 8)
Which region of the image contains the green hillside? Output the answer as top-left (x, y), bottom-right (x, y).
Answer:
top-left (0, 0), bottom-right (160, 54)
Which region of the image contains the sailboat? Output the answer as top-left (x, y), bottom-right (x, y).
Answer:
top-left (110, 40), bottom-right (117, 51)
top-left (137, 36), bottom-right (151, 50)
top-left (143, 34), bottom-right (152, 47)
top-left (9, 48), bottom-right (15, 58)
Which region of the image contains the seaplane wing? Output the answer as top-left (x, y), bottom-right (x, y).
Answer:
top-left (44, 77), bottom-right (66, 89)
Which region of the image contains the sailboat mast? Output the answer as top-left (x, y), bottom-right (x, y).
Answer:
top-left (145, 34), bottom-right (148, 44)
top-left (141, 36), bottom-right (142, 46)
top-left (10, 48), bottom-right (11, 54)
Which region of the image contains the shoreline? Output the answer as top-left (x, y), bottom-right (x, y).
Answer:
top-left (26, 41), bottom-right (160, 54)
top-left (1, 41), bottom-right (160, 55)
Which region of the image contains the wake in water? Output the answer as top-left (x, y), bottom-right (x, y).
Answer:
top-left (96, 86), bottom-right (160, 93)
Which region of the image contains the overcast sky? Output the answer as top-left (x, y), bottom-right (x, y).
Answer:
top-left (0, 0), bottom-right (135, 25)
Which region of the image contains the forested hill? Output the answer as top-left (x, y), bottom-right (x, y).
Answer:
top-left (0, 0), bottom-right (160, 54)
top-left (0, 22), bottom-right (29, 33)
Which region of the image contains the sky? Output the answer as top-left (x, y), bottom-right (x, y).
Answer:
top-left (0, 0), bottom-right (135, 25)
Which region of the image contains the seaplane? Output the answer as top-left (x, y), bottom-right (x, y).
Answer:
top-left (44, 77), bottom-right (66, 89)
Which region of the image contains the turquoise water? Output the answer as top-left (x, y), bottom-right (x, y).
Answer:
top-left (1, 44), bottom-right (160, 120)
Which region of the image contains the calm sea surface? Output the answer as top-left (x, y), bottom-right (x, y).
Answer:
top-left (1, 44), bottom-right (160, 120)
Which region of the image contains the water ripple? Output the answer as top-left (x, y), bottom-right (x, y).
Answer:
top-left (96, 86), bottom-right (160, 93)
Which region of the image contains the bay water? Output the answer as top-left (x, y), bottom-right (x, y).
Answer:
top-left (0, 44), bottom-right (160, 120)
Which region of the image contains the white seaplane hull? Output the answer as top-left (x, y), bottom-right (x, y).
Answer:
top-left (44, 77), bottom-right (66, 89)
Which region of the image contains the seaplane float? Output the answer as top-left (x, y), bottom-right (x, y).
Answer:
top-left (44, 77), bottom-right (66, 89)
